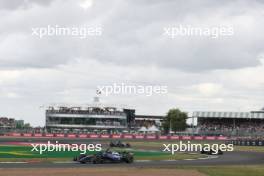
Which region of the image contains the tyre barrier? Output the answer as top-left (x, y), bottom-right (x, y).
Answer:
top-left (227, 140), bottom-right (264, 146)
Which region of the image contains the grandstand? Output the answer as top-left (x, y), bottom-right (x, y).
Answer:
top-left (193, 109), bottom-right (264, 137)
top-left (45, 105), bottom-right (135, 133)
top-left (0, 117), bottom-right (15, 129)
top-left (45, 105), bottom-right (166, 133)
top-left (0, 117), bottom-right (34, 134)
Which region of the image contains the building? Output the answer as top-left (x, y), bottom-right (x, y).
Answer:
top-left (0, 117), bottom-right (15, 129)
top-left (15, 120), bottom-right (24, 128)
top-left (45, 95), bottom-right (167, 133)
top-left (45, 105), bottom-right (135, 133)
top-left (134, 115), bottom-right (164, 129)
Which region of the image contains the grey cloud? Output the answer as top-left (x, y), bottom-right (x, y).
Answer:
top-left (0, 0), bottom-right (53, 10)
top-left (0, 0), bottom-right (264, 71)
top-left (0, 0), bottom-right (263, 126)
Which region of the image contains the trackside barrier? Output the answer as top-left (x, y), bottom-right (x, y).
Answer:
top-left (228, 140), bottom-right (264, 146)
top-left (89, 134), bottom-right (99, 138)
top-left (146, 135), bottom-right (157, 139)
top-left (158, 136), bottom-right (168, 140)
top-left (100, 134), bottom-right (110, 139)
top-left (205, 136), bottom-right (216, 140)
top-left (170, 136), bottom-right (180, 140)
top-left (217, 136), bottom-right (228, 140)
top-left (23, 133), bottom-right (32, 137)
top-left (45, 134), bottom-right (54, 137)
top-left (134, 135), bottom-right (145, 139)
top-left (182, 136), bottom-right (192, 140)
top-left (6, 133), bottom-right (228, 140)
top-left (10, 133), bottom-right (21, 137)
top-left (55, 134), bottom-right (64, 137)
top-left (34, 133), bottom-right (42, 137)
top-left (123, 134), bottom-right (133, 139)
top-left (79, 134), bottom-right (87, 138)
top-left (112, 134), bottom-right (122, 139)
top-left (193, 136), bottom-right (204, 140)
top-left (67, 134), bottom-right (76, 138)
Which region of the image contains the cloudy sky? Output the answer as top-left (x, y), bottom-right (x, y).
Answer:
top-left (0, 0), bottom-right (264, 126)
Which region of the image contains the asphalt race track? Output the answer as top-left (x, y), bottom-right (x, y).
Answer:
top-left (1, 137), bottom-right (264, 168)
top-left (0, 151), bottom-right (264, 168)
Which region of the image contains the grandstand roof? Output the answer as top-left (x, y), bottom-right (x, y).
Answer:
top-left (135, 115), bottom-right (164, 120)
top-left (193, 111), bottom-right (264, 119)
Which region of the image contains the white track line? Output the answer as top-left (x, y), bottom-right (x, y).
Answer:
top-left (0, 155), bottom-right (218, 164)
top-left (53, 161), bottom-right (76, 164)
top-left (135, 160), bottom-right (151, 162)
top-left (53, 156), bottom-right (217, 164)
top-left (198, 156), bottom-right (219, 160)
top-left (162, 160), bottom-right (178, 162)
top-left (0, 162), bottom-right (28, 164)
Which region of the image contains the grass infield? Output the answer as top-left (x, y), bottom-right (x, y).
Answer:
top-left (0, 145), bottom-right (205, 162)
top-left (180, 165), bottom-right (264, 176)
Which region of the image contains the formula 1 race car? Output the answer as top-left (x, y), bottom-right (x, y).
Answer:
top-left (201, 148), bottom-right (223, 155)
top-left (109, 141), bottom-right (131, 148)
top-left (73, 149), bottom-right (134, 164)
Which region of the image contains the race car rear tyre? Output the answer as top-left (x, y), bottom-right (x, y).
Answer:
top-left (92, 157), bottom-right (103, 164)
top-left (126, 156), bottom-right (133, 163)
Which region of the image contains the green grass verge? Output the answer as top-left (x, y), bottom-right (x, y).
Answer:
top-left (195, 165), bottom-right (264, 176)
top-left (0, 145), bottom-right (205, 162)
top-left (234, 146), bottom-right (264, 152)
top-left (158, 165), bottom-right (264, 176)
top-left (126, 141), bottom-right (264, 153)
